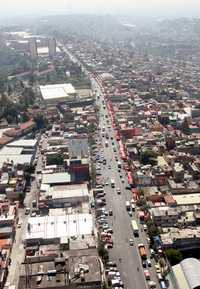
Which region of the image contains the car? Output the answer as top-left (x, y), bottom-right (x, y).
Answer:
top-left (155, 264), bottom-right (161, 273)
top-left (117, 188), bottom-right (121, 194)
top-left (150, 249), bottom-right (155, 258)
top-left (109, 209), bottom-right (113, 216)
top-left (17, 222), bottom-right (22, 228)
top-left (108, 165), bottom-right (111, 169)
top-left (142, 260), bottom-right (147, 268)
top-left (119, 175), bottom-right (122, 178)
top-left (31, 212), bottom-right (37, 217)
top-left (129, 239), bottom-right (134, 246)
top-left (144, 269), bottom-right (150, 280)
top-left (105, 243), bottom-right (113, 249)
top-left (121, 178), bottom-right (125, 183)
top-left (143, 224), bottom-right (147, 231)
top-left (128, 211), bottom-right (132, 217)
top-left (105, 228), bottom-right (113, 234)
top-left (105, 182), bottom-right (109, 186)
top-left (147, 259), bottom-right (152, 267)
top-left (113, 148), bottom-right (116, 152)
top-left (25, 208), bottom-right (30, 215)
top-left (107, 261), bottom-right (117, 267)
top-left (148, 281), bottom-right (157, 288)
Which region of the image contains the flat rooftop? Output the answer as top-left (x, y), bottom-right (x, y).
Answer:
top-left (26, 214), bottom-right (93, 241)
top-left (46, 184), bottom-right (89, 200)
top-left (19, 250), bottom-right (101, 289)
top-left (40, 83), bottom-right (76, 101)
top-left (173, 193), bottom-right (200, 206)
top-left (7, 139), bottom-right (37, 148)
top-left (42, 172), bottom-right (71, 185)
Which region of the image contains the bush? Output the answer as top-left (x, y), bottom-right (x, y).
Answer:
top-left (165, 248), bottom-right (182, 265)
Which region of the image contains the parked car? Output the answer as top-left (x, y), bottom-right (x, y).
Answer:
top-left (147, 259), bottom-right (152, 267)
top-left (129, 239), bottom-right (134, 246)
top-left (109, 209), bottom-right (113, 216)
top-left (144, 269), bottom-right (150, 280)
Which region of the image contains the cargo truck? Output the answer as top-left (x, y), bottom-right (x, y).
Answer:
top-left (138, 243), bottom-right (147, 259)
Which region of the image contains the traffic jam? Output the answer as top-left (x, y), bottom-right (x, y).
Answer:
top-left (90, 74), bottom-right (164, 289)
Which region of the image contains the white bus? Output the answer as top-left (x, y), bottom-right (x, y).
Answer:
top-left (131, 220), bottom-right (139, 236)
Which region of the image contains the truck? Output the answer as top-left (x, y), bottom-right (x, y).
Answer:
top-left (111, 179), bottom-right (115, 188)
top-left (131, 220), bottom-right (139, 236)
top-left (105, 141), bottom-right (109, 147)
top-left (138, 243), bottom-right (147, 259)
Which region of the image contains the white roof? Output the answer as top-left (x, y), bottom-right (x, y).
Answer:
top-left (26, 214), bottom-right (93, 240)
top-left (42, 172), bottom-right (71, 185)
top-left (0, 155), bottom-right (32, 166)
top-left (181, 258), bottom-right (200, 289)
top-left (7, 139), bottom-right (37, 148)
top-left (0, 147), bottom-right (23, 155)
top-left (47, 184), bottom-right (89, 199)
top-left (173, 194), bottom-right (200, 206)
top-left (40, 83), bottom-right (76, 100)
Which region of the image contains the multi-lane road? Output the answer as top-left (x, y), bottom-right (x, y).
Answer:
top-left (91, 76), bottom-right (159, 289)
top-left (62, 44), bottom-right (160, 288)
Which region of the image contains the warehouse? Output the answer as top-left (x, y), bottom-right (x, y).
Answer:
top-left (40, 83), bottom-right (76, 104)
top-left (172, 258), bottom-right (200, 289)
top-left (39, 183), bottom-right (89, 207)
top-left (25, 213), bottom-right (93, 245)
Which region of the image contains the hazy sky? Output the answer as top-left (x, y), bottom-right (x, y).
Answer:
top-left (1, 0), bottom-right (200, 17)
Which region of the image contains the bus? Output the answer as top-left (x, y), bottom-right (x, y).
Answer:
top-left (131, 220), bottom-right (139, 237)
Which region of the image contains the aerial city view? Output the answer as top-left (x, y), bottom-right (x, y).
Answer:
top-left (1, 1), bottom-right (200, 289)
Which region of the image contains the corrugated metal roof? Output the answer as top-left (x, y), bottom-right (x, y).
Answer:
top-left (181, 258), bottom-right (200, 289)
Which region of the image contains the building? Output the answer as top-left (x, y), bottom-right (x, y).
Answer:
top-left (151, 206), bottom-right (179, 227)
top-left (29, 38), bottom-right (38, 59)
top-left (39, 184), bottom-right (89, 208)
top-left (18, 250), bottom-right (101, 289)
top-left (42, 172), bottom-right (72, 186)
top-left (48, 38), bottom-right (56, 58)
top-left (160, 227), bottom-right (200, 250)
top-left (40, 83), bottom-right (76, 104)
top-left (25, 213), bottom-right (94, 246)
top-left (172, 258), bottom-right (200, 289)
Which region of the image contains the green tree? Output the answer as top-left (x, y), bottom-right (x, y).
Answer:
top-left (34, 113), bottom-right (46, 129)
top-left (165, 248), bottom-right (182, 265)
top-left (47, 155), bottom-right (64, 166)
top-left (146, 220), bottom-right (160, 239)
top-left (140, 149), bottom-right (158, 166)
top-left (98, 240), bottom-right (109, 263)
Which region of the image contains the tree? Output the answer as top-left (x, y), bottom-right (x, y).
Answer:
top-left (140, 149), bottom-right (158, 166)
top-left (165, 248), bottom-right (182, 265)
top-left (21, 87), bottom-right (36, 107)
top-left (98, 240), bottom-right (109, 263)
top-left (146, 220), bottom-right (160, 239)
top-left (34, 113), bottom-right (46, 129)
top-left (47, 154), bottom-right (64, 166)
